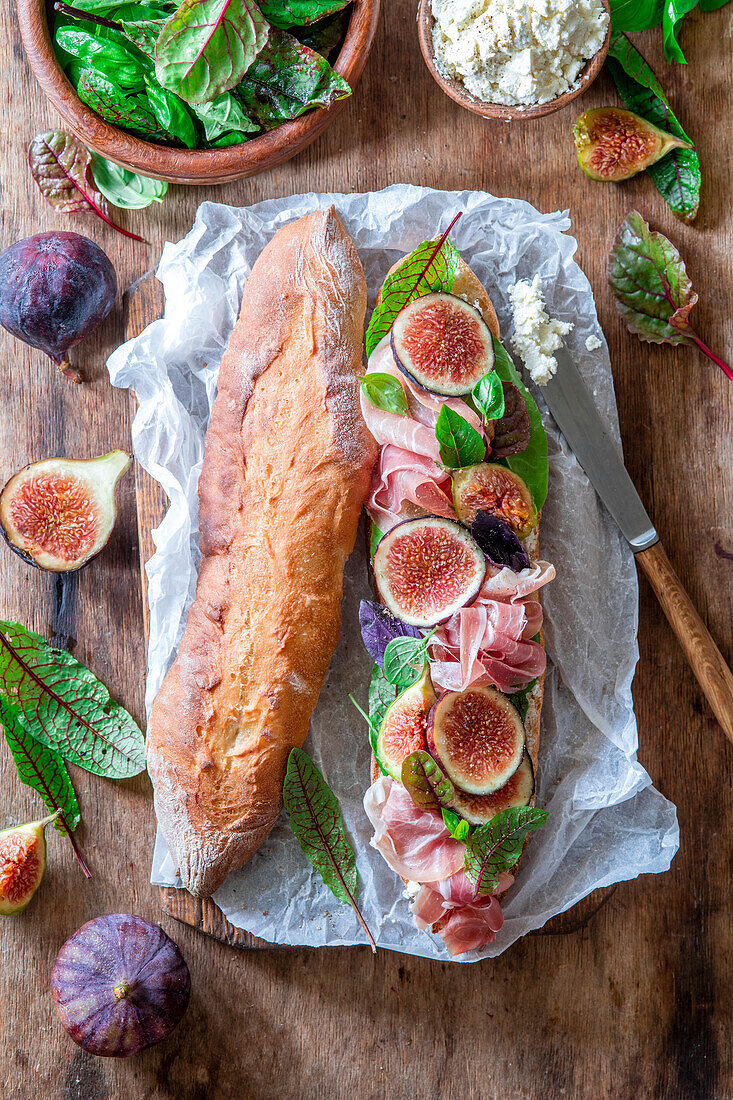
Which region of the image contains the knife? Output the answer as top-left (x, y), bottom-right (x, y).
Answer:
top-left (542, 346), bottom-right (733, 744)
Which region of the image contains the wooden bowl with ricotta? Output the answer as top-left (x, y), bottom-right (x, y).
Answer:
top-left (417, 0), bottom-right (611, 122)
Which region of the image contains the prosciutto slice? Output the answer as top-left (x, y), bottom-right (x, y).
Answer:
top-left (439, 901), bottom-right (505, 957)
top-left (367, 445), bottom-right (455, 532)
top-left (363, 776), bottom-right (465, 883)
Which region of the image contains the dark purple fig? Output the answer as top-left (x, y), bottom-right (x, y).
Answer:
top-left (373, 515), bottom-right (486, 627)
top-left (0, 231), bottom-right (117, 382)
top-left (451, 753), bottom-right (535, 824)
top-left (375, 667), bottom-right (436, 780)
top-left (491, 380), bottom-right (531, 457)
top-left (391, 292), bottom-right (495, 396)
top-left (573, 107), bottom-right (692, 183)
top-left (0, 451), bottom-right (131, 573)
top-left (51, 914), bottom-right (190, 1057)
top-left (452, 463), bottom-right (538, 539)
top-left (0, 811), bottom-right (59, 916)
top-left (470, 511), bottom-right (530, 573)
top-left (427, 685), bottom-right (525, 795)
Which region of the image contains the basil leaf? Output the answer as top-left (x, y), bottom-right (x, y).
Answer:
top-left (144, 78), bottom-right (198, 147)
top-left (401, 750), bottom-right (457, 814)
top-left (369, 521), bottom-right (384, 561)
top-left (190, 91), bottom-right (258, 140)
top-left (442, 807), bottom-right (470, 841)
top-left (358, 600), bottom-right (422, 669)
top-left (607, 33), bottom-right (700, 223)
top-left (609, 0), bottom-right (663, 29)
top-left (464, 806), bottom-right (548, 898)
top-left (78, 68), bottom-right (169, 140)
top-left (90, 153), bottom-right (168, 207)
top-left (260, 0), bottom-right (348, 27)
top-left (359, 372), bottom-right (409, 417)
top-left (367, 664), bottom-right (397, 765)
top-left (662, 0), bottom-right (699, 62)
top-left (471, 370), bottom-right (505, 422)
top-left (492, 338), bottom-right (548, 510)
top-left (435, 405), bottom-right (486, 468)
top-left (155, 0), bottom-right (269, 104)
top-left (383, 635), bottom-right (430, 689)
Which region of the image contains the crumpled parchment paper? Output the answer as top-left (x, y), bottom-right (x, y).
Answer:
top-left (107, 186), bottom-right (679, 961)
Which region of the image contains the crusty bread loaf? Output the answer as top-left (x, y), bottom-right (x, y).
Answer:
top-left (148, 207), bottom-right (377, 898)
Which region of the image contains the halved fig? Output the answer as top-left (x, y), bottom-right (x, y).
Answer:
top-left (452, 753), bottom-right (534, 824)
top-left (452, 463), bottom-right (537, 539)
top-left (391, 292), bottom-right (495, 396)
top-left (373, 516), bottom-right (486, 627)
top-left (428, 686), bottom-right (525, 795)
top-left (0, 450), bottom-right (131, 573)
top-left (573, 107), bottom-right (693, 183)
top-left (375, 666), bottom-right (437, 781)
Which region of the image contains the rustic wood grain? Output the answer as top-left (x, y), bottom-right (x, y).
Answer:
top-left (1, 0), bottom-right (732, 1094)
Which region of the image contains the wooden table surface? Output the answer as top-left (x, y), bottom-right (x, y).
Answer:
top-left (2, 1), bottom-right (732, 1097)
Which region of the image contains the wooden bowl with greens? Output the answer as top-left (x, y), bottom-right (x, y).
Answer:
top-left (16, 0), bottom-right (380, 184)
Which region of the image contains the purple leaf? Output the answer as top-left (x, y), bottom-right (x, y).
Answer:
top-left (471, 512), bottom-right (530, 572)
top-left (359, 600), bottom-right (422, 669)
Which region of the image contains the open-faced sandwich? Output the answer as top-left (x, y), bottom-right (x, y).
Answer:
top-left (355, 223), bottom-right (555, 957)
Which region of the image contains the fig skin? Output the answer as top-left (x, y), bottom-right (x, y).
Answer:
top-left (51, 914), bottom-right (191, 1058)
top-left (573, 107), bottom-right (693, 183)
top-left (452, 463), bottom-right (538, 539)
top-left (391, 292), bottom-right (495, 397)
top-left (0, 231), bottom-right (117, 382)
top-left (427, 686), bottom-right (525, 796)
top-left (376, 667), bottom-right (436, 780)
top-left (0, 811), bottom-right (59, 916)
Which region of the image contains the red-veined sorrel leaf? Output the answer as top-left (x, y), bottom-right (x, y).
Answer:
top-left (28, 130), bottom-right (145, 243)
top-left (401, 750), bottom-right (457, 814)
top-left (0, 622), bottom-right (146, 780)
top-left (259, 0), bottom-right (348, 27)
top-left (364, 212), bottom-right (462, 357)
top-left (464, 805), bottom-right (548, 899)
top-left (283, 747), bottom-right (376, 952)
top-left (0, 693), bottom-right (91, 876)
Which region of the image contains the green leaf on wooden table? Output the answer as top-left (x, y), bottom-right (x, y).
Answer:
top-left (155, 0), bottom-right (269, 104)
top-left (365, 216), bottom-right (461, 358)
top-left (491, 338), bottom-right (548, 510)
top-left (609, 0), bottom-right (664, 29)
top-left (383, 634), bottom-right (433, 689)
top-left (283, 747), bottom-right (376, 950)
top-left (401, 750), bottom-right (457, 814)
top-left (662, 0), bottom-right (699, 62)
top-left (359, 373), bottom-right (409, 417)
top-left (91, 153), bottom-right (168, 207)
top-left (471, 369), bottom-right (505, 423)
top-left (190, 91), bottom-right (259, 140)
top-left (464, 806), bottom-right (548, 898)
top-left (607, 32), bottom-right (700, 223)
top-left (294, 7), bottom-right (349, 56)
top-left (235, 30), bottom-right (350, 128)
top-left (259, 0), bottom-right (348, 27)
top-left (78, 68), bottom-right (169, 140)
top-left (0, 622), bottom-right (146, 780)
top-left (435, 405), bottom-right (486, 469)
top-left (442, 807), bottom-right (470, 841)
top-left (144, 78), bottom-right (199, 147)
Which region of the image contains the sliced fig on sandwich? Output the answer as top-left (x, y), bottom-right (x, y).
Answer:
top-left (451, 753), bottom-right (535, 824)
top-left (375, 666), bottom-right (436, 781)
top-left (391, 292), bottom-right (495, 396)
top-left (373, 516), bottom-right (486, 628)
top-left (452, 463), bottom-right (537, 539)
top-left (428, 686), bottom-right (525, 795)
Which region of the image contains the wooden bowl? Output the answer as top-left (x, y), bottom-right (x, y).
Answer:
top-left (16, 0), bottom-right (380, 184)
top-left (417, 0), bottom-right (611, 122)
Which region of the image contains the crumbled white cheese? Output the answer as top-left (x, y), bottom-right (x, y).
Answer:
top-left (585, 334), bottom-right (602, 351)
top-left (402, 879), bottom-right (422, 901)
top-left (508, 275), bottom-right (573, 386)
top-left (430, 0), bottom-right (610, 107)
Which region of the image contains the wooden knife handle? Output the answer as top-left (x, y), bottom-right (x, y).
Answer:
top-left (636, 541), bottom-right (733, 744)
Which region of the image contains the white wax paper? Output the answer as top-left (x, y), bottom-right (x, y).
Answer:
top-left (107, 186), bottom-right (679, 961)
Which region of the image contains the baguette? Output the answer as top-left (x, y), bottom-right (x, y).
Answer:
top-left (147, 207), bottom-right (377, 898)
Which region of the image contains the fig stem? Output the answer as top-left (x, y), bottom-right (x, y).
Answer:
top-left (113, 982), bottom-right (130, 1002)
top-left (55, 357), bottom-right (83, 384)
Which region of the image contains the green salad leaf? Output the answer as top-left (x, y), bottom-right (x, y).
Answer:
top-left (609, 0), bottom-right (664, 29)
top-left (144, 77), bottom-right (198, 146)
top-left (442, 807), bottom-right (470, 841)
top-left (662, 0), bottom-right (699, 62)
top-left (383, 634), bottom-right (432, 689)
top-left (359, 373), bottom-right (409, 417)
top-left (260, 0), bottom-right (348, 27)
top-left (283, 748), bottom-right (376, 951)
top-left (55, 24), bottom-right (148, 88)
top-left (464, 806), bottom-right (548, 898)
top-left (368, 664), bottom-right (396, 762)
top-left (435, 405), bottom-right (486, 468)
top-left (401, 750), bottom-right (457, 814)
top-left (369, 521), bottom-right (384, 560)
top-left (295, 7), bottom-right (348, 55)
top-left (190, 91), bottom-right (258, 140)
top-left (78, 68), bottom-right (169, 139)
top-left (492, 338), bottom-right (548, 510)
top-left (471, 369), bottom-right (505, 423)
top-left (91, 154), bottom-right (168, 207)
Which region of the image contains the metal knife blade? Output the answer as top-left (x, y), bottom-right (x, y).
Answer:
top-left (541, 347), bottom-right (658, 553)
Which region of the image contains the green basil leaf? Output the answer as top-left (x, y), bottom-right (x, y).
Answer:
top-left (367, 664), bottom-right (397, 768)
top-left (607, 33), bottom-right (700, 223)
top-left (383, 635), bottom-right (430, 689)
top-left (78, 68), bottom-right (169, 139)
top-left (260, 0), bottom-right (348, 27)
top-left (492, 338), bottom-right (548, 510)
top-left (369, 521), bottom-right (384, 561)
top-left (359, 372), bottom-right (409, 417)
top-left (435, 405), bottom-right (486, 469)
top-left (155, 0), bottom-right (269, 104)
top-left (401, 750), bottom-right (457, 814)
top-left (55, 25), bottom-right (148, 88)
top-left (471, 370), bottom-right (505, 422)
top-left (283, 748), bottom-right (376, 950)
top-left (609, 0), bottom-right (663, 29)
top-left (91, 153), bottom-right (168, 207)
top-left (662, 0), bottom-right (699, 62)
top-left (508, 678), bottom-right (537, 722)
top-left (442, 807), bottom-right (470, 841)
top-left (191, 91), bottom-right (258, 140)
top-left (464, 806), bottom-right (548, 898)
top-left (144, 78), bottom-right (198, 147)
top-left (295, 8), bottom-right (349, 55)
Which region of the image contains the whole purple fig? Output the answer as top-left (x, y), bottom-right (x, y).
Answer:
top-left (51, 914), bottom-right (190, 1057)
top-left (0, 231), bottom-right (116, 382)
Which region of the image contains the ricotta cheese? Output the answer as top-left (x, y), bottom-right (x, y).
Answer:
top-left (430, 0), bottom-right (610, 107)
top-left (508, 275), bottom-right (573, 386)
top-left (585, 334), bottom-right (602, 351)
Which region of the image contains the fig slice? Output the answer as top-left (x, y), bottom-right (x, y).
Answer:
top-left (452, 462), bottom-right (538, 539)
top-left (373, 516), bottom-right (486, 627)
top-left (452, 753), bottom-right (535, 824)
top-left (428, 686), bottom-right (525, 795)
top-left (573, 107), bottom-right (693, 183)
top-left (0, 810), bottom-right (59, 915)
top-left (0, 450), bottom-right (131, 573)
top-left (391, 292), bottom-right (495, 396)
top-left (375, 666), bottom-right (437, 780)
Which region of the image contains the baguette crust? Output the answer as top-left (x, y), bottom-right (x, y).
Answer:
top-left (148, 208), bottom-right (377, 898)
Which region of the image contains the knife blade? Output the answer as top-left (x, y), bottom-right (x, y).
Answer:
top-left (541, 346), bottom-right (658, 553)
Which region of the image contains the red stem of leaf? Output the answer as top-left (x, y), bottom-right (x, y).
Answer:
top-left (64, 823), bottom-right (92, 878)
top-left (76, 184), bottom-right (147, 244)
top-left (54, 2), bottom-right (123, 31)
top-left (659, 276), bottom-right (733, 382)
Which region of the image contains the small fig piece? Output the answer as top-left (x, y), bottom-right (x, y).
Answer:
top-left (52, 914), bottom-right (191, 1057)
top-left (573, 107), bottom-right (693, 183)
top-left (376, 666), bottom-right (437, 780)
top-left (452, 463), bottom-right (538, 539)
top-left (391, 292), bottom-right (495, 396)
top-left (428, 686), bottom-right (525, 795)
top-left (0, 450), bottom-right (131, 573)
top-left (0, 810), bottom-right (59, 915)
top-left (452, 753), bottom-right (535, 824)
top-left (373, 516), bottom-right (486, 627)
top-left (0, 231), bottom-right (116, 382)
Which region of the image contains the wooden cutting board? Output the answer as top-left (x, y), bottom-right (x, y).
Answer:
top-left (124, 269), bottom-right (614, 951)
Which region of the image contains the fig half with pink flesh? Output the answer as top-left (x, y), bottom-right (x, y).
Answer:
top-left (452, 463), bottom-right (537, 539)
top-left (573, 107), bottom-right (692, 183)
top-left (452, 753), bottom-right (534, 824)
top-left (373, 516), bottom-right (486, 627)
top-left (375, 666), bottom-right (436, 780)
top-left (428, 686), bottom-right (525, 795)
top-left (0, 811), bottom-right (59, 915)
top-left (391, 292), bottom-right (495, 396)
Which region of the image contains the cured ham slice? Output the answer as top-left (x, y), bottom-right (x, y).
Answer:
top-left (439, 900), bottom-right (505, 956)
top-left (363, 776), bottom-right (465, 883)
top-left (367, 445), bottom-right (455, 532)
